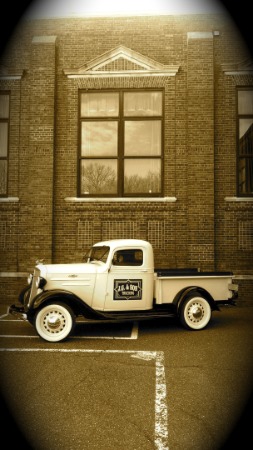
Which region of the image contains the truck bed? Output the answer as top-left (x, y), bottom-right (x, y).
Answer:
top-left (154, 269), bottom-right (235, 305)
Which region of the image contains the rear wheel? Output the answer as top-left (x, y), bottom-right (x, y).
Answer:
top-left (35, 302), bottom-right (75, 342)
top-left (180, 295), bottom-right (212, 330)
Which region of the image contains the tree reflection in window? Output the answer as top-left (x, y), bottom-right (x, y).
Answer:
top-left (124, 159), bottom-right (161, 194)
top-left (81, 160), bottom-right (117, 194)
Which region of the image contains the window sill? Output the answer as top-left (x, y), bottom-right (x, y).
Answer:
top-left (225, 197), bottom-right (253, 202)
top-left (0, 272), bottom-right (28, 278)
top-left (0, 197), bottom-right (19, 203)
top-left (234, 274), bottom-right (253, 280)
top-left (65, 197), bottom-right (177, 203)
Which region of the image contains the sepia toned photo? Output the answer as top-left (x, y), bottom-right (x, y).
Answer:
top-left (0, 1), bottom-right (252, 449)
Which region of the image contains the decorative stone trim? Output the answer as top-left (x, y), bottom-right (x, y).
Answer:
top-left (225, 197), bottom-right (253, 202)
top-left (0, 272), bottom-right (28, 277)
top-left (0, 75), bottom-right (23, 80)
top-left (222, 58), bottom-right (253, 76)
top-left (64, 45), bottom-right (179, 78)
top-left (0, 197), bottom-right (19, 202)
top-left (187, 32), bottom-right (214, 40)
top-left (32, 36), bottom-right (57, 44)
top-left (64, 197), bottom-right (177, 203)
top-left (234, 275), bottom-right (253, 280)
top-left (0, 65), bottom-right (24, 80)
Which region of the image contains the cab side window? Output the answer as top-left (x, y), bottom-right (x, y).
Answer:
top-left (112, 249), bottom-right (143, 266)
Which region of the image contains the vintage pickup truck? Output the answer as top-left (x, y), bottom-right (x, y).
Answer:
top-left (9, 239), bottom-right (238, 342)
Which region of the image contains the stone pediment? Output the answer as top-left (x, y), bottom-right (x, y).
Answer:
top-left (64, 45), bottom-right (179, 78)
top-left (0, 64), bottom-right (24, 80)
top-left (222, 58), bottom-right (253, 75)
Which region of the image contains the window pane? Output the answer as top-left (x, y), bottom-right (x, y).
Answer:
top-left (113, 249), bottom-right (143, 266)
top-left (89, 246), bottom-right (110, 263)
top-left (81, 93), bottom-right (119, 117)
top-left (239, 119), bottom-right (253, 154)
top-left (0, 160), bottom-right (7, 194)
top-left (0, 123), bottom-right (8, 157)
top-left (0, 95), bottom-right (9, 118)
top-left (124, 92), bottom-right (162, 116)
top-left (125, 121), bottom-right (161, 156)
top-left (124, 159), bottom-right (161, 194)
top-left (81, 159), bottom-right (117, 194)
top-left (81, 122), bottom-right (118, 156)
top-left (238, 91), bottom-right (253, 115)
top-left (238, 158), bottom-right (253, 195)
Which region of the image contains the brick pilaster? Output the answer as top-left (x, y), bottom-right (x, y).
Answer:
top-left (19, 36), bottom-right (56, 269)
top-left (187, 32), bottom-right (215, 269)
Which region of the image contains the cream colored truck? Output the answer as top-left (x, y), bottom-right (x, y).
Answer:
top-left (9, 239), bottom-right (238, 342)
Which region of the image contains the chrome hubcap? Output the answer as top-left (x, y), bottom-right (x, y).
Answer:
top-left (43, 311), bottom-right (66, 333)
top-left (187, 302), bottom-right (204, 322)
top-left (191, 305), bottom-right (202, 319)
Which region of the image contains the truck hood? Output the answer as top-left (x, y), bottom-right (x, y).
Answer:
top-left (36, 262), bottom-right (104, 276)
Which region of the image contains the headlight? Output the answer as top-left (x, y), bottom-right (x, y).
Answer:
top-left (35, 277), bottom-right (46, 289)
top-left (27, 274), bottom-right (33, 285)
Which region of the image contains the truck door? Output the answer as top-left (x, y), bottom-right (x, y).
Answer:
top-left (104, 247), bottom-right (151, 311)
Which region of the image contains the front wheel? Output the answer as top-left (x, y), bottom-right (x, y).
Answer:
top-left (35, 302), bottom-right (75, 342)
top-left (179, 295), bottom-right (212, 330)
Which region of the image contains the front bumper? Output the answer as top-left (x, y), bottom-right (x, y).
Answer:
top-left (9, 304), bottom-right (27, 321)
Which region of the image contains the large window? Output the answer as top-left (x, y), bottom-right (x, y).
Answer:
top-left (237, 88), bottom-right (253, 196)
top-left (0, 92), bottom-right (9, 196)
top-left (79, 90), bottom-right (163, 197)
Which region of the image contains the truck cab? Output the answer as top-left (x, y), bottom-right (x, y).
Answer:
top-left (91, 239), bottom-right (154, 311)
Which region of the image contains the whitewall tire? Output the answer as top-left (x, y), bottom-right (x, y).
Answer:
top-left (180, 295), bottom-right (212, 330)
top-left (35, 302), bottom-right (75, 342)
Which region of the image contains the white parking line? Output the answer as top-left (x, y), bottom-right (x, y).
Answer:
top-left (0, 321), bottom-right (139, 340)
top-left (0, 347), bottom-right (168, 450)
top-left (0, 313), bottom-right (8, 319)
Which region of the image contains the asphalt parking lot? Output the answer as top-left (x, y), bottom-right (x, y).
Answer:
top-left (0, 303), bottom-right (253, 450)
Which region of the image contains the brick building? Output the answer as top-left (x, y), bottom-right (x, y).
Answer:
top-left (0, 13), bottom-right (252, 304)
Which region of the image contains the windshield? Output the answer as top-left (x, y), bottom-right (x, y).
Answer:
top-left (85, 246), bottom-right (110, 264)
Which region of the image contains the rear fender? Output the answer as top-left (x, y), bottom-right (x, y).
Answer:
top-left (173, 286), bottom-right (219, 313)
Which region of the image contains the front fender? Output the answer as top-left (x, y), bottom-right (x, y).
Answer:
top-left (29, 289), bottom-right (102, 320)
top-left (19, 285), bottom-right (31, 305)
